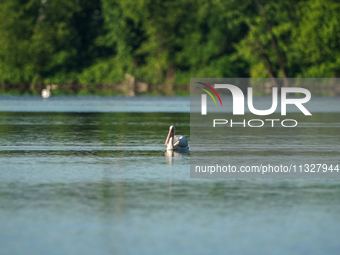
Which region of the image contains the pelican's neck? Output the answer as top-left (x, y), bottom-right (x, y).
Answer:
top-left (167, 137), bottom-right (174, 150)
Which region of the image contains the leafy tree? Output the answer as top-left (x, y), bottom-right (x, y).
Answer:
top-left (0, 0), bottom-right (110, 89)
top-left (235, 0), bottom-right (304, 86)
top-left (292, 0), bottom-right (340, 77)
top-left (98, 0), bottom-right (248, 90)
top-left (0, 0), bottom-right (339, 94)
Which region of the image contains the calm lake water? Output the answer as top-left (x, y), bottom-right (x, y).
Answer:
top-left (0, 96), bottom-right (340, 255)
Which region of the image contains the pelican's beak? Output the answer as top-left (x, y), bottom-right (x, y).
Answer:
top-left (164, 129), bottom-right (174, 147)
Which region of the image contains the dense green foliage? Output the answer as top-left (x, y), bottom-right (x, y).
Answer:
top-left (0, 0), bottom-right (339, 94)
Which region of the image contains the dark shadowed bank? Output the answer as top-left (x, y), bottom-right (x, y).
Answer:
top-left (0, 74), bottom-right (190, 96)
top-left (1, 76), bottom-right (340, 96)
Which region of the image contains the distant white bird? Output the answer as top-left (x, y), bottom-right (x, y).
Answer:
top-left (164, 125), bottom-right (189, 151)
top-left (41, 85), bottom-right (51, 98)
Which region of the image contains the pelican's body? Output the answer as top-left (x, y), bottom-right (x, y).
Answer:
top-left (164, 125), bottom-right (189, 151)
top-left (41, 85), bottom-right (51, 99)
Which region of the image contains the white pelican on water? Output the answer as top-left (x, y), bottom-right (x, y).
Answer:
top-left (164, 125), bottom-right (189, 151)
top-left (41, 85), bottom-right (51, 99)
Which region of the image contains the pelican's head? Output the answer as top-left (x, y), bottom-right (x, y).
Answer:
top-left (164, 125), bottom-right (175, 147)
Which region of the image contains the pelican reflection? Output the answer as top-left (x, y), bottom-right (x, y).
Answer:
top-left (164, 150), bottom-right (189, 165)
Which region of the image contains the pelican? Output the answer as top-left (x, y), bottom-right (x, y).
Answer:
top-left (41, 85), bottom-right (51, 99)
top-left (164, 125), bottom-right (189, 151)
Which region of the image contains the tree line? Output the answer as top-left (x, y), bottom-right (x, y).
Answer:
top-left (0, 0), bottom-right (339, 95)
